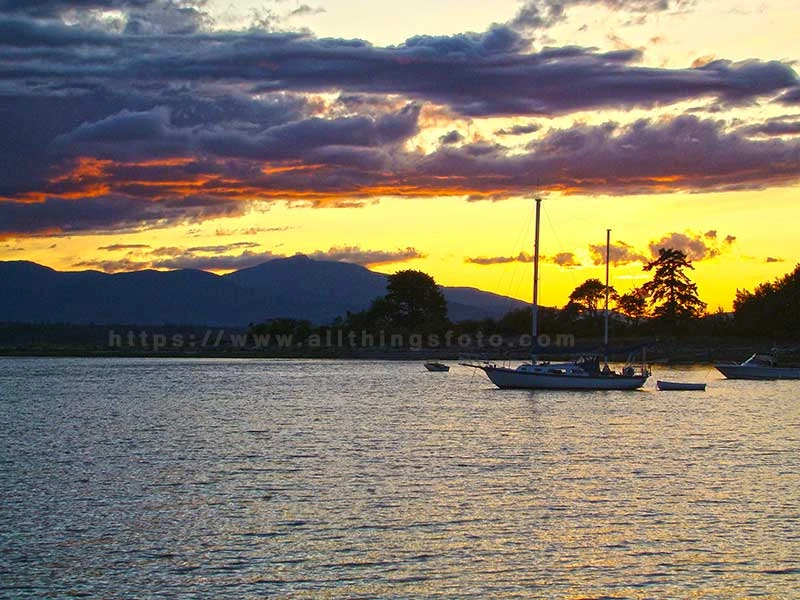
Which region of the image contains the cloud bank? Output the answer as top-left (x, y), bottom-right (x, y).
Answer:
top-left (1, 3), bottom-right (799, 239)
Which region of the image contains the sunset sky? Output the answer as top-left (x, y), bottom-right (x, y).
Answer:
top-left (1, 0), bottom-right (799, 311)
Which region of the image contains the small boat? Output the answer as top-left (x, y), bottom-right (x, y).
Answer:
top-left (656, 380), bottom-right (706, 391)
top-left (715, 353), bottom-right (800, 380)
top-left (424, 362), bottom-right (450, 372)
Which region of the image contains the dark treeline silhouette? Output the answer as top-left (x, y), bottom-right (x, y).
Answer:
top-left (249, 250), bottom-right (799, 349)
top-left (733, 263), bottom-right (800, 338)
top-left (248, 251), bottom-right (719, 348)
top-left (4, 255), bottom-right (797, 356)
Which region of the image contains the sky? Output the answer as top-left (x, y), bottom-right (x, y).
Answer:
top-left (1, 0), bottom-right (799, 311)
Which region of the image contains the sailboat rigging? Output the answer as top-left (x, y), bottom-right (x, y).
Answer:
top-left (465, 196), bottom-right (650, 390)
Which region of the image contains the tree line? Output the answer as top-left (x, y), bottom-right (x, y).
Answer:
top-left (251, 249), bottom-right (800, 344)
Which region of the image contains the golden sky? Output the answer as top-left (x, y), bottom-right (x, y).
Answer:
top-left (1, 0), bottom-right (799, 312)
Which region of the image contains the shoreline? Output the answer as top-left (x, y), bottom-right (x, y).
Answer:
top-left (0, 342), bottom-right (787, 364)
top-left (1, 322), bottom-right (795, 363)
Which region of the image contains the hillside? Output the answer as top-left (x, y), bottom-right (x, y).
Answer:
top-left (0, 256), bottom-right (527, 326)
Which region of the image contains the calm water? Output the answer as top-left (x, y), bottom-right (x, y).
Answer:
top-left (1, 358), bottom-right (798, 599)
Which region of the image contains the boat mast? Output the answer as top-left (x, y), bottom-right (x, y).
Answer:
top-left (531, 196), bottom-right (541, 364)
top-left (604, 228), bottom-right (610, 364)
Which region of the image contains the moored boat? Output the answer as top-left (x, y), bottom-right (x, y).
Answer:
top-left (656, 380), bottom-right (706, 391)
top-left (424, 362), bottom-right (450, 372)
top-left (480, 357), bottom-right (648, 390)
top-left (715, 353), bottom-right (800, 380)
top-left (464, 198), bottom-right (649, 391)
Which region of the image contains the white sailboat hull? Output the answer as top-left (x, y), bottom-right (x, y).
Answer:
top-left (715, 364), bottom-right (800, 380)
top-left (481, 366), bottom-right (648, 390)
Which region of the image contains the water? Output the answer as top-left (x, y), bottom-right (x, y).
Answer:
top-left (1, 358), bottom-right (798, 599)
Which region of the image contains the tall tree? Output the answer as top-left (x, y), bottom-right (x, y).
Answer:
top-left (567, 278), bottom-right (616, 319)
top-left (642, 248), bottom-right (706, 329)
top-left (382, 269), bottom-right (449, 331)
top-left (616, 287), bottom-right (648, 326)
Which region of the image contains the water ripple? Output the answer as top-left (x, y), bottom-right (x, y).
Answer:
top-left (1, 358), bottom-right (798, 598)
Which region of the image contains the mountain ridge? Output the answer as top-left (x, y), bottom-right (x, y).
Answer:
top-left (1, 257), bottom-right (527, 326)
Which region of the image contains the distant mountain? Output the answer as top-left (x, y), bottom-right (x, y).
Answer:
top-left (0, 257), bottom-right (527, 326)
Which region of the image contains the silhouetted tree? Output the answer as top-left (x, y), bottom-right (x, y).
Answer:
top-left (567, 278), bottom-right (617, 319)
top-left (616, 287), bottom-right (648, 326)
top-left (734, 264), bottom-right (800, 337)
top-left (642, 248), bottom-right (706, 330)
top-left (380, 270), bottom-right (449, 332)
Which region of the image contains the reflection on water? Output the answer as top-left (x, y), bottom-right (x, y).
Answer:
top-left (1, 358), bottom-right (798, 598)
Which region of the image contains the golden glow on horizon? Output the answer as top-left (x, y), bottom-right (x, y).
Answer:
top-left (4, 186), bottom-right (800, 312)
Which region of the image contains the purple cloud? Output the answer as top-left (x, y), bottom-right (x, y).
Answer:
top-left (307, 246), bottom-right (425, 267)
top-left (465, 252), bottom-right (533, 265)
top-left (509, 0), bottom-right (695, 30)
top-left (98, 243), bottom-right (152, 251)
top-left (648, 230), bottom-right (736, 261)
top-left (1, 6), bottom-right (799, 240)
top-left (741, 117), bottom-right (800, 137)
top-left (495, 123), bottom-right (541, 136)
top-left (589, 240), bottom-right (648, 265)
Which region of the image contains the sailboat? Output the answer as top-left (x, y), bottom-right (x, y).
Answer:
top-left (467, 197), bottom-right (650, 390)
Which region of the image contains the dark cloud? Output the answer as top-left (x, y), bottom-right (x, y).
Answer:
top-left (465, 252), bottom-right (532, 265)
top-left (777, 87), bottom-right (800, 105)
top-left (547, 252), bottom-right (581, 267)
top-left (0, 0), bottom-right (154, 18)
top-left (150, 250), bottom-right (282, 271)
top-left (510, 0), bottom-right (694, 30)
top-left (0, 195), bottom-right (244, 236)
top-left (123, 2), bottom-right (209, 35)
top-left (186, 242), bottom-right (261, 253)
top-left (2, 20), bottom-right (795, 119)
top-left (238, 36), bottom-right (795, 117)
top-left (110, 102), bottom-right (420, 163)
top-left (4, 113), bottom-right (800, 237)
top-left (589, 240), bottom-right (648, 265)
top-left (72, 257), bottom-right (156, 272)
top-left (466, 251), bottom-right (581, 267)
top-left (288, 4), bottom-right (325, 17)
top-left (73, 244), bottom-right (423, 272)
top-left (440, 130), bottom-right (464, 145)
top-left (1, 8), bottom-right (799, 239)
top-left (52, 98), bottom-right (393, 164)
top-left (418, 115), bottom-right (800, 197)
top-left (741, 117), bottom-right (800, 137)
top-left (98, 243), bottom-right (152, 250)
top-left (766, 257), bottom-right (784, 263)
top-left (214, 226), bottom-right (293, 236)
top-left (307, 246), bottom-right (425, 267)
top-left (495, 123), bottom-right (541, 136)
top-left (74, 248), bottom-right (285, 272)
top-left (648, 230), bottom-right (735, 261)
top-left (0, 88), bottom-right (309, 196)
top-left (68, 107), bottom-right (171, 144)
top-left (0, 15), bottom-right (116, 46)
top-left (0, 0), bottom-right (210, 34)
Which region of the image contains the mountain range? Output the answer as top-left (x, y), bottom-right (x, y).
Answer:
top-left (1, 256), bottom-right (527, 326)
